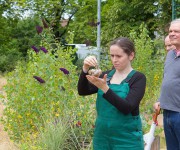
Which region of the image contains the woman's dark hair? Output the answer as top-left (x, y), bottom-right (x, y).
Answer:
top-left (110, 37), bottom-right (135, 56)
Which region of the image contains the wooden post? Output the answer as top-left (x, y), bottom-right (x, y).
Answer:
top-left (151, 136), bottom-right (160, 150)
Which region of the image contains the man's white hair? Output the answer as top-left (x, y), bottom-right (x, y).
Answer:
top-left (171, 18), bottom-right (180, 24)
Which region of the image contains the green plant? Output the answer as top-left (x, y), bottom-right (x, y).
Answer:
top-left (1, 21), bottom-right (165, 149)
top-left (130, 23), bottom-right (165, 133)
top-left (36, 116), bottom-right (73, 150)
top-left (1, 20), bottom-right (96, 149)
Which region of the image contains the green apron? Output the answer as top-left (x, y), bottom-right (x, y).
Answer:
top-left (93, 69), bottom-right (144, 150)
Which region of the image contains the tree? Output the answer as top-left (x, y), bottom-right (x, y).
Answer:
top-left (10, 0), bottom-right (80, 43)
top-left (3, 0), bottom-right (172, 47)
top-left (68, 0), bottom-right (98, 45)
top-left (0, 1), bottom-right (21, 72)
top-left (0, 0), bottom-right (172, 72)
top-left (69, 0), bottom-right (172, 46)
top-left (101, 0), bottom-right (172, 45)
top-left (12, 17), bottom-right (42, 57)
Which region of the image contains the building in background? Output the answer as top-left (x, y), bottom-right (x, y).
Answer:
top-left (66, 44), bottom-right (100, 61)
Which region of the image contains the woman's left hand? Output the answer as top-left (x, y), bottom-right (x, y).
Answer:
top-left (86, 74), bottom-right (109, 93)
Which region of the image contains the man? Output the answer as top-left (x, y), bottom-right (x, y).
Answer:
top-left (164, 35), bottom-right (176, 52)
top-left (154, 18), bottom-right (180, 150)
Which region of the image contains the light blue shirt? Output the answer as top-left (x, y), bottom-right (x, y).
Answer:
top-left (159, 50), bottom-right (180, 112)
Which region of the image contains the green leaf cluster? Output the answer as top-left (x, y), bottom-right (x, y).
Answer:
top-left (130, 24), bottom-right (165, 133)
top-left (1, 25), bottom-right (96, 149)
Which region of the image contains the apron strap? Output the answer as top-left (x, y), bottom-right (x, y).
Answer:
top-left (106, 69), bottom-right (136, 84)
top-left (106, 69), bottom-right (115, 85)
top-left (124, 70), bottom-right (136, 83)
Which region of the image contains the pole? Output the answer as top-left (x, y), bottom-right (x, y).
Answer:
top-left (97, 0), bottom-right (101, 62)
top-left (172, 0), bottom-right (176, 20)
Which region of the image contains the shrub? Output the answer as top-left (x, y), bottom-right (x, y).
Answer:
top-left (130, 23), bottom-right (165, 132)
top-left (1, 22), bottom-right (165, 149)
top-left (1, 22), bottom-right (96, 149)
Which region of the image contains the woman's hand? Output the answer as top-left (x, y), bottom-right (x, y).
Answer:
top-left (86, 74), bottom-right (109, 93)
top-left (83, 56), bottom-right (98, 73)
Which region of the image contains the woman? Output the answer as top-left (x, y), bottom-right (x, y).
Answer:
top-left (78, 37), bottom-right (146, 150)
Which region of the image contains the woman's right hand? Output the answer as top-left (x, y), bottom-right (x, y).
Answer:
top-left (83, 56), bottom-right (98, 73)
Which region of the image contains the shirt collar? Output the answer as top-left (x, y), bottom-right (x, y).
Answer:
top-left (175, 49), bottom-right (180, 56)
top-left (173, 49), bottom-right (180, 59)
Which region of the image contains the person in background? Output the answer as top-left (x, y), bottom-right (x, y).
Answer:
top-left (164, 35), bottom-right (176, 52)
top-left (154, 18), bottom-right (180, 150)
top-left (78, 37), bottom-right (146, 150)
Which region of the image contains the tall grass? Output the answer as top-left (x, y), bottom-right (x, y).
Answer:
top-left (36, 116), bottom-right (74, 150)
top-left (35, 115), bottom-right (93, 150)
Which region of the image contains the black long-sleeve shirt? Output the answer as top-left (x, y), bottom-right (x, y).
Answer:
top-left (78, 70), bottom-right (146, 116)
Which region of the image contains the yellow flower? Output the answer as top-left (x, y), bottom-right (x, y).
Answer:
top-left (33, 133), bottom-right (38, 138)
top-left (30, 119), bottom-right (33, 124)
top-left (18, 115), bottom-right (22, 119)
top-left (55, 113), bottom-right (59, 117)
top-left (154, 75), bottom-right (159, 81)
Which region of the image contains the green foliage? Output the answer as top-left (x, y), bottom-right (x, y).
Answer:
top-left (10, 0), bottom-right (80, 42)
top-left (68, 0), bottom-right (98, 45)
top-left (28, 116), bottom-right (74, 150)
top-left (0, 2), bottom-right (171, 149)
top-left (0, 0), bottom-right (172, 73)
top-left (69, 0), bottom-right (172, 46)
top-left (1, 25), bottom-right (96, 149)
top-left (12, 17), bottom-right (42, 57)
top-left (0, 44), bottom-right (22, 72)
top-left (0, 13), bottom-right (21, 72)
top-left (101, 1), bottom-right (158, 45)
top-left (0, 16), bottom-right (42, 72)
top-left (130, 24), bottom-right (165, 111)
top-left (129, 24), bottom-right (165, 133)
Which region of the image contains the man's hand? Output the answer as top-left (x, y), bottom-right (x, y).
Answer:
top-left (153, 102), bottom-right (160, 113)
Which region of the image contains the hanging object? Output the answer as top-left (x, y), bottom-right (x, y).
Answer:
top-left (143, 107), bottom-right (161, 150)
